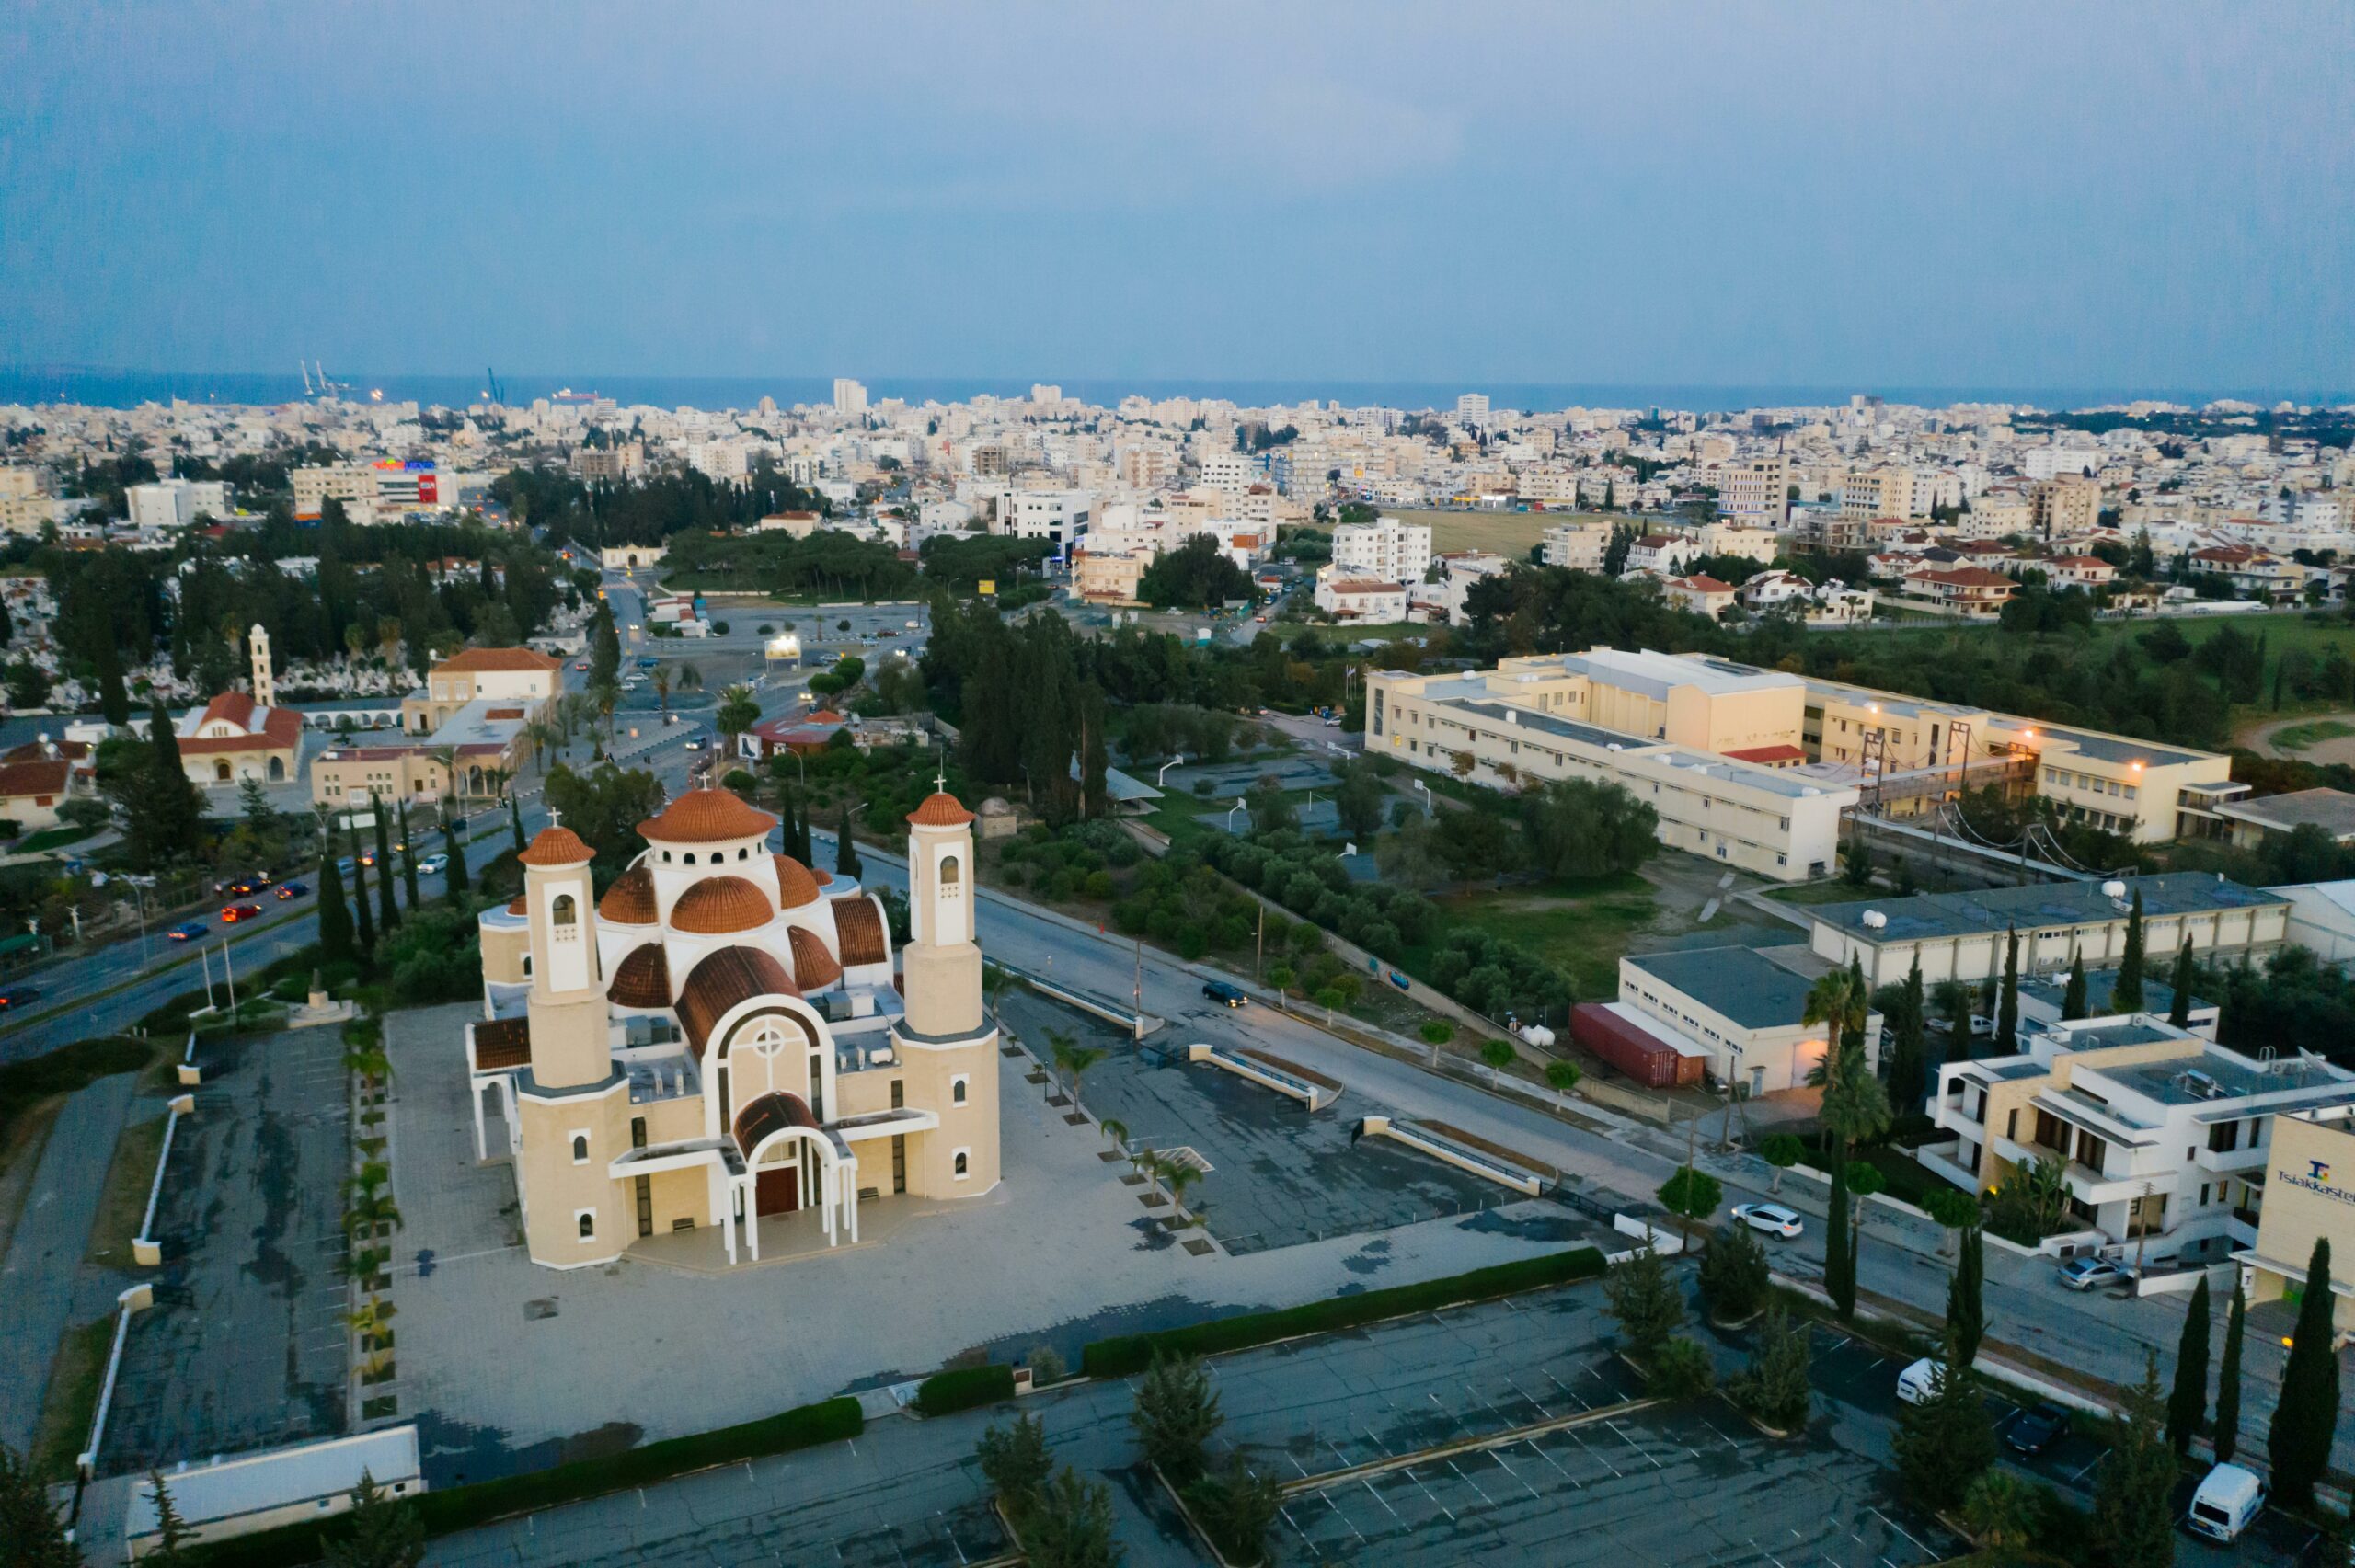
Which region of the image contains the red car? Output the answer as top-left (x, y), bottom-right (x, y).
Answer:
top-left (220, 903), bottom-right (263, 922)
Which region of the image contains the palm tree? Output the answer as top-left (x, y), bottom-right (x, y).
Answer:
top-left (1051, 1038), bottom-right (1106, 1117)
top-left (1805, 961), bottom-right (1890, 1153)
top-left (716, 683), bottom-right (761, 755)
top-left (426, 744), bottom-right (462, 818)
top-left (1163, 1162), bottom-right (1203, 1225)
top-left (652, 664), bottom-right (672, 717)
top-left (1100, 1116), bottom-right (1130, 1156)
top-left (523, 719), bottom-right (562, 774)
top-left (1135, 1150), bottom-right (1167, 1205)
top-left (1042, 1028), bottom-right (1078, 1103)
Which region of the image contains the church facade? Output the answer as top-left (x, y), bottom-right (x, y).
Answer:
top-left (464, 786), bottom-right (1000, 1269)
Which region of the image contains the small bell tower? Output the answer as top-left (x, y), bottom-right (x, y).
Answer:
top-left (248, 624), bottom-right (275, 710)
top-left (902, 784), bottom-right (982, 1037)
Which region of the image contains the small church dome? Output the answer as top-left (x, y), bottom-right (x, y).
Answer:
top-left (669, 875), bottom-right (774, 935)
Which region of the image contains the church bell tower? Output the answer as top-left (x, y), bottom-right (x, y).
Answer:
top-left (902, 786), bottom-right (982, 1038)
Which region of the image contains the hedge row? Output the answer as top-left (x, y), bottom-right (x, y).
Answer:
top-left (0, 1035), bottom-right (155, 1144)
top-left (197, 1397), bottom-right (864, 1567)
top-left (913, 1363), bottom-right (1017, 1416)
top-left (1079, 1247), bottom-right (1608, 1379)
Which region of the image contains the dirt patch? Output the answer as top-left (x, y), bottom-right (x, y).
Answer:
top-left (2236, 709), bottom-right (2355, 765)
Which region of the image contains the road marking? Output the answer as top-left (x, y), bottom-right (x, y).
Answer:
top-left (1566, 1425), bottom-right (1620, 1479)
top-left (1506, 1374), bottom-right (1555, 1420)
top-left (1319, 1489), bottom-right (1367, 1541)
top-left (1522, 1436), bottom-right (1575, 1483)
top-left (2069, 1450), bottom-right (2106, 1482)
top-left (1869, 1507), bottom-right (1929, 1555)
top-left (1358, 1477), bottom-right (1399, 1517)
top-left (1444, 1457), bottom-right (1493, 1506)
top-left (1606, 1418), bottom-right (1662, 1469)
top-left (1488, 1448), bottom-right (1542, 1500)
top-left (1400, 1465), bottom-right (1454, 1522)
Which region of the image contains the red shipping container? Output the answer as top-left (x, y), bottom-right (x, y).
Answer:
top-left (1569, 1002), bottom-right (1706, 1089)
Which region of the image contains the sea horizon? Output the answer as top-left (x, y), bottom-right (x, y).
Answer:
top-left (4, 366), bottom-right (2348, 417)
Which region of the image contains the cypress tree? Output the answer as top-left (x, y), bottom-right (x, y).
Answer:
top-left (1889, 956), bottom-right (1927, 1112)
top-left (796, 798), bottom-right (815, 864)
top-left (2165, 1274), bottom-right (2211, 1458)
top-left (836, 804), bottom-right (861, 876)
top-left (372, 794), bottom-right (399, 933)
top-left (138, 696), bottom-right (206, 867)
top-left (1947, 1224), bottom-right (1984, 1368)
top-left (443, 818), bottom-right (469, 902)
top-left (2114, 889), bottom-right (2146, 1012)
top-left (778, 784), bottom-right (801, 863)
top-left (398, 800), bottom-right (422, 911)
top-left (347, 818), bottom-right (375, 955)
top-left (2268, 1237), bottom-right (2340, 1507)
top-left (316, 848), bottom-right (354, 964)
top-left (510, 794), bottom-right (526, 855)
top-left (2167, 939), bottom-right (2195, 1028)
top-left (2214, 1276), bottom-right (2246, 1463)
top-left (1892, 1333), bottom-right (1994, 1514)
top-left (0, 1442), bottom-right (77, 1565)
top-left (1825, 1156), bottom-right (1855, 1320)
top-left (2061, 950), bottom-right (2087, 1020)
top-left (97, 635), bottom-right (132, 727)
top-left (1995, 928), bottom-right (2020, 1051)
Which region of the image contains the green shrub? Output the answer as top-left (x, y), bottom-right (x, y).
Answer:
top-left (913, 1363), bottom-right (1016, 1416)
top-left (0, 1036), bottom-right (154, 1145)
top-left (1419, 1021), bottom-right (1454, 1046)
top-left (1081, 1248), bottom-right (1605, 1379)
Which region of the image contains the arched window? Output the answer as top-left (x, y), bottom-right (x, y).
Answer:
top-left (522, 954), bottom-right (533, 978)
top-left (570, 1134), bottom-right (588, 1162)
top-left (214, 760), bottom-right (232, 782)
top-left (940, 854), bottom-right (961, 887)
top-left (552, 893), bottom-right (577, 927)
top-left (738, 847), bottom-right (750, 860)
top-left (952, 1077), bottom-right (968, 1105)
top-left (578, 1211), bottom-right (595, 1239)
top-left (954, 1150), bottom-right (970, 1177)
top-left (662, 850), bottom-right (672, 863)
top-left (684, 852), bottom-right (697, 865)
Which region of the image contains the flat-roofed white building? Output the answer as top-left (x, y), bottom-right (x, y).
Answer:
top-left (1330, 515), bottom-right (1432, 584)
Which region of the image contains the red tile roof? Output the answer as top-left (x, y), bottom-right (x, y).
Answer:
top-left (436, 647), bottom-right (561, 674)
top-left (639, 788), bottom-right (776, 844)
top-left (670, 875), bottom-right (774, 934)
top-left (905, 791), bottom-right (974, 828)
top-left (0, 758), bottom-right (71, 798)
top-left (518, 826), bottom-right (594, 866)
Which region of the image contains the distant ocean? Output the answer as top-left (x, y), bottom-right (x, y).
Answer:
top-left (0, 367), bottom-right (2341, 415)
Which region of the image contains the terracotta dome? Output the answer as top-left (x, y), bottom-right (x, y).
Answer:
top-left (906, 790), bottom-right (975, 828)
top-left (638, 788), bottom-right (777, 844)
top-left (811, 868), bottom-right (834, 887)
top-left (504, 896), bottom-right (527, 915)
top-left (608, 943), bottom-right (672, 1009)
top-left (518, 825), bottom-right (594, 865)
top-left (669, 875), bottom-right (775, 934)
top-left (598, 865), bottom-right (657, 924)
top-left (787, 924), bottom-right (843, 990)
top-left (772, 854), bottom-right (821, 910)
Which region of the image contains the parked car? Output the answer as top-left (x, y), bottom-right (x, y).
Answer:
top-left (2004, 1402), bottom-right (2072, 1456)
top-left (2058, 1257), bottom-right (2128, 1291)
top-left (275, 881), bottom-right (308, 900)
top-left (0, 985), bottom-right (40, 1009)
top-left (1202, 980), bottom-right (1248, 1008)
top-left (1896, 1357), bottom-right (1945, 1406)
top-left (1729, 1202), bottom-right (1806, 1240)
top-left (416, 853), bottom-right (449, 876)
top-left (220, 903), bottom-right (263, 922)
top-left (2187, 1463), bottom-right (2267, 1543)
top-left (637, 658), bottom-right (659, 669)
top-left (167, 921), bottom-right (210, 942)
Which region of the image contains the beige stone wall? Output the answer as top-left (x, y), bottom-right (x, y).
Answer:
top-left (481, 921), bottom-right (529, 985)
top-left (643, 1165), bottom-right (707, 1234)
top-left (895, 1035), bottom-right (1001, 1195)
top-left (516, 1086), bottom-right (626, 1266)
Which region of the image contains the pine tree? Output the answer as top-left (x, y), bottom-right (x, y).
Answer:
top-left (509, 794), bottom-right (526, 856)
top-left (317, 848), bottom-right (355, 964)
top-left (1131, 1353), bottom-right (1223, 1483)
top-left (1947, 1223), bottom-right (1984, 1368)
top-left (442, 818), bottom-right (469, 902)
top-left (372, 795), bottom-right (400, 933)
top-left (2165, 1275), bottom-right (2211, 1457)
top-left (1892, 1337), bottom-right (1994, 1514)
top-left (2214, 1276), bottom-right (2246, 1463)
top-left (2168, 939), bottom-right (2195, 1028)
top-left (2093, 1353), bottom-right (2177, 1568)
top-left (2113, 889), bottom-right (2146, 1012)
top-left (322, 1471), bottom-right (424, 1568)
top-left (348, 818), bottom-right (376, 955)
top-left (1824, 1157), bottom-right (1855, 1320)
top-left (2268, 1237), bottom-right (2340, 1507)
top-left (1, 1441), bottom-right (79, 1565)
top-left (836, 804), bottom-right (861, 876)
top-left (2061, 951), bottom-right (2087, 1020)
top-left (397, 801), bottom-right (421, 911)
top-left (146, 1469), bottom-right (192, 1564)
top-left (1995, 927), bottom-right (2020, 1050)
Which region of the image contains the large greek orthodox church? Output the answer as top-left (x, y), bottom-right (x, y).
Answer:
top-left (464, 786), bottom-right (1000, 1268)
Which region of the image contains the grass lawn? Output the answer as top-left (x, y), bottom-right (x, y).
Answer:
top-left (2270, 717), bottom-right (2355, 751)
top-left (31, 1314), bottom-right (114, 1482)
top-left (1407, 872), bottom-right (1665, 1002)
top-left (1764, 879), bottom-right (1874, 907)
top-left (14, 825), bottom-right (98, 853)
top-left (1381, 507), bottom-right (1644, 560)
top-left (84, 1113), bottom-right (167, 1267)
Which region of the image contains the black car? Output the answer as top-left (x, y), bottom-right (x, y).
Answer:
top-left (0, 985), bottom-right (38, 1009)
top-left (1202, 980), bottom-right (1248, 1008)
top-left (2005, 1402), bottom-right (2071, 1456)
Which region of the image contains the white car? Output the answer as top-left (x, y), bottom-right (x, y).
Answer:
top-left (415, 853), bottom-right (449, 876)
top-left (2058, 1257), bottom-right (2128, 1291)
top-left (1729, 1202), bottom-right (1805, 1240)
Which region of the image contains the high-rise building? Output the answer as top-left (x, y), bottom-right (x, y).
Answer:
top-left (1717, 455), bottom-right (1789, 528)
top-left (833, 378), bottom-right (869, 417)
top-left (1455, 392), bottom-right (1490, 420)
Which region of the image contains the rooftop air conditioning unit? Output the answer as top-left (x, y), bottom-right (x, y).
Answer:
top-left (1862, 910), bottom-right (1888, 930)
top-left (2179, 1070), bottom-right (2223, 1100)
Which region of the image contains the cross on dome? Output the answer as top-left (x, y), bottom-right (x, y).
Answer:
top-left (546, 807), bottom-right (562, 829)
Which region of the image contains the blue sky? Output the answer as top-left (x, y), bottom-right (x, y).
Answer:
top-left (4, 2), bottom-right (2350, 394)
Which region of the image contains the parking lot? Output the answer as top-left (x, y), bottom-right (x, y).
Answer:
top-left (101, 1024), bottom-right (351, 1472)
top-left (995, 990), bottom-right (1601, 1255)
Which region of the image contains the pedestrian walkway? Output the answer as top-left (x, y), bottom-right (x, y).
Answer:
top-left (0, 1072), bottom-right (137, 1453)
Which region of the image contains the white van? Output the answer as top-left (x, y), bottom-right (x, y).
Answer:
top-left (2187, 1462), bottom-right (2267, 1543)
top-left (1896, 1357), bottom-right (1943, 1406)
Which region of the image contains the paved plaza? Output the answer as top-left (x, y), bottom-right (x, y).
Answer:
top-left (100, 1025), bottom-right (351, 1472)
top-left (380, 1003), bottom-right (1590, 1487)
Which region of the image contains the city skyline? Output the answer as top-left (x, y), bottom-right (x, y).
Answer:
top-left (5, 3), bottom-right (2351, 391)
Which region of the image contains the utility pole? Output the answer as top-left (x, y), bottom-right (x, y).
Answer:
top-left (1254, 904), bottom-right (1265, 986)
top-left (1132, 936), bottom-right (1144, 1045)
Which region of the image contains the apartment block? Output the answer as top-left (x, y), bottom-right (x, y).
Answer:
top-left (1716, 455), bottom-right (1789, 528)
top-left (2030, 476), bottom-right (2102, 539)
top-left (1540, 519), bottom-right (1614, 572)
top-left (1330, 515), bottom-right (1432, 583)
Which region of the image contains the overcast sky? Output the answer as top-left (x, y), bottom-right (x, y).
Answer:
top-left (4, 2), bottom-right (2350, 394)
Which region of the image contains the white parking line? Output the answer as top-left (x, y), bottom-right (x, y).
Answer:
top-left (1488, 1448), bottom-right (1542, 1500)
top-left (1444, 1457), bottom-right (1494, 1506)
top-left (1319, 1489), bottom-right (1367, 1541)
top-left (1605, 1419), bottom-right (1663, 1470)
top-left (1868, 1508), bottom-right (1930, 1556)
top-left (1522, 1436), bottom-right (1576, 1484)
top-left (1401, 1465), bottom-right (1455, 1522)
top-left (2070, 1451), bottom-right (2107, 1483)
top-left (1358, 1477), bottom-right (1400, 1518)
top-left (1566, 1425), bottom-right (1621, 1479)
top-left (1506, 1374), bottom-right (1555, 1420)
